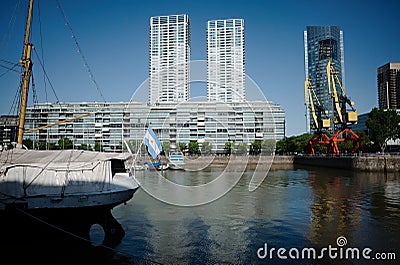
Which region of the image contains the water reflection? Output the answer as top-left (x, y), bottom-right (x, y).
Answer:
top-left (3, 164), bottom-right (399, 264)
top-left (114, 165), bottom-right (400, 264)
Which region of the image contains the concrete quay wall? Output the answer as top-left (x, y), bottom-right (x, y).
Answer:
top-left (293, 155), bottom-right (400, 172)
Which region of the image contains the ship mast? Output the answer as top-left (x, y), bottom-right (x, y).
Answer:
top-left (17, 0), bottom-right (34, 148)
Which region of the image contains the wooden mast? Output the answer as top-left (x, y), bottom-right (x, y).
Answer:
top-left (17, 0), bottom-right (34, 148)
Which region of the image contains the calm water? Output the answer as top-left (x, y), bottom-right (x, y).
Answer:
top-left (4, 164), bottom-right (400, 264)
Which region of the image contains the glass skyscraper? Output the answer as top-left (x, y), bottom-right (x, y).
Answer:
top-left (207, 18), bottom-right (245, 102)
top-left (304, 26), bottom-right (345, 132)
top-left (149, 14), bottom-right (190, 104)
top-left (378, 62), bottom-right (400, 110)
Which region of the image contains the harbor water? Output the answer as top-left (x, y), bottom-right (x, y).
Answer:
top-left (3, 163), bottom-right (400, 264)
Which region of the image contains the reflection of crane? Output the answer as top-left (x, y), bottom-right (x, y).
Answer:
top-left (304, 77), bottom-right (331, 154)
top-left (326, 61), bottom-right (364, 154)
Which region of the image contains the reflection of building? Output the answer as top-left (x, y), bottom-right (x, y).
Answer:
top-left (378, 62), bottom-right (400, 110)
top-left (149, 14), bottom-right (190, 104)
top-left (304, 26), bottom-right (345, 133)
top-left (207, 19), bottom-right (245, 102)
top-left (24, 101), bottom-right (285, 152)
top-left (0, 115), bottom-right (18, 148)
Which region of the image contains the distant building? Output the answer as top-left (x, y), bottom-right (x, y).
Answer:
top-left (377, 62), bottom-right (400, 110)
top-left (24, 101), bottom-right (285, 153)
top-left (207, 18), bottom-right (245, 102)
top-left (304, 26), bottom-right (345, 133)
top-left (149, 14), bottom-right (190, 104)
top-left (0, 115), bottom-right (18, 148)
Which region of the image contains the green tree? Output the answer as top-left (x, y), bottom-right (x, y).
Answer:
top-left (48, 142), bottom-right (58, 150)
top-left (224, 141), bottom-right (232, 155)
top-left (188, 141), bottom-right (199, 155)
top-left (36, 140), bottom-right (47, 150)
top-left (262, 139), bottom-right (276, 154)
top-left (276, 133), bottom-right (314, 154)
top-left (79, 143), bottom-right (89, 150)
top-left (58, 138), bottom-right (73, 149)
top-left (23, 138), bottom-right (33, 149)
top-left (201, 141), bottom-right (213, 155)
top-left (234, 142), bottom-right (248, 155)
top-left (250, 140), bottom-right (262, 155)
top-left (94, 141), bottom-right (102, 152)
top-left (162, 141), bottom-right (171, 155)
top-left (366, 108), bottom-right (400, 153)
top-left (178, 142), bottom-right (187, 152)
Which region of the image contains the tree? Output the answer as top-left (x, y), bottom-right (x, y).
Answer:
top-left (201, 141), bottom-right (213, 155)
top-left (58, 138), bottom-right (73, 149)
top-left (262, 139), bottom-right (276, 154)
top-left (79, 143), bottom-right (89, 150)
top-left (224, 141), bottom-right (232, 155)
top-left (276, 133), bottom-right (314, 154)
top-left (250, 140), bottom-right (262, 155)
top-left (23, 138), bottom-right (33, 149)
top-left (94, 141), bottom-right (102, 152)
top-left (234, 142), bottom-right (248, 155)
top-left (366, 108), bottom-right (400, 153)
top-left (178, 142), bottom-right (187, 152)
top-left (188, 141), bottom-right (199, 155)
top-left (162, 141), bottom-right (171, 155)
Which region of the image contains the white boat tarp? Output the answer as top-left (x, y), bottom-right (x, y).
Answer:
top-left (0, 149), bottom-right (130, 198)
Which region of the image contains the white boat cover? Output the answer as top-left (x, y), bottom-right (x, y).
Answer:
top-left (0, 149), bottom-right (131, 198)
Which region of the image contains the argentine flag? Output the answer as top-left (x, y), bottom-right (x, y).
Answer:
top-left (144, 127), bottom-right (163, 159)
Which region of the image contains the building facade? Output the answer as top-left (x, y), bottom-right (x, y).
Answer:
top-left (207, 19), bottom-right (245, 102)
top-left (304, 26), bottom-right (345, 132)
top-left (0, 115), bottom-right (18, 148)
top-left (149, 14), bottom-right (190, 104)
top-left (378, 62), bottom-right (400, 110)
top-left (24, 101), bottom-right (285, 153)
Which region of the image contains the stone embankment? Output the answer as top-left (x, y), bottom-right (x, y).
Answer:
top-left (184, 155), bottom-right (400, 172)
top-left (293, 155), bottom-right (400, 172)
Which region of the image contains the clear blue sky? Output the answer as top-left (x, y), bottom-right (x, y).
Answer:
top-left (1, 0), bottom-right (399, 136)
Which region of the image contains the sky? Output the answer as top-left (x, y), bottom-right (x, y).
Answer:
top-left (0, 0), bottom-right (399, 136)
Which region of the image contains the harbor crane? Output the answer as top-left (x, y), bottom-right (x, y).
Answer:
top-left (326, 60), bottom-right (364, 154)
top-left (304, 77), bottom-right (332, 154)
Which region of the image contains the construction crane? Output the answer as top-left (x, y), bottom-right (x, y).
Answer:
top-left (304, 77), bottom-right (332, 154)
top-left (326, 60), bottom-right (363, 154)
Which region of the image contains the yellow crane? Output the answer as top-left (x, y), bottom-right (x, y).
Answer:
top-left (326, 60), bottom-right (358, 128)
top-left (325, 60), bottom-right (363, 154)
top-left (304, 77), bottom-right (330, 131)
top-left (304, 77), bottom-right (331, 154)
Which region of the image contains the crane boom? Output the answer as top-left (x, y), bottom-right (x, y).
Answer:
top-left (304, 77), bottom-right (330, 131)
top-left (326, 60), bottom-right (358, 128)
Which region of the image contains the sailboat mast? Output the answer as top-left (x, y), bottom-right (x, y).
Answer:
top-left (17, 0), bottom-right (34, 147)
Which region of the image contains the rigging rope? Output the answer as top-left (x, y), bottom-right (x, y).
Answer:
top-left (56, 0), bottom-right (107, 103)
top-left (33, 47), bottom-right (62, 108)
top-left (0, 0), bottom-right (22, 55)
top-left (0, 62), bottom-right (19, 77)
top-left (36, 0), bottom-right (48, 103)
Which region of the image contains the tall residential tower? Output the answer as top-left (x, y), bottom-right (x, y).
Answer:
top-left (378, 62), bottom-right (400, 110)
top-left (149, 14), bottom-right (190, 104)
top-left (207, 18), bottom-right (245, 102)
top-left (304, 26), bottom-right (345, 132)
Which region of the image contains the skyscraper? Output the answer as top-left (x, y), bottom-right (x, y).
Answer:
top-left (304, 26), bottom-right (345, 132)
top-left (378, 62), bottom-right (400, 110)
top-left (207, 18), bottom-right (245, 102)
top-left (149, 14), bottom-right (190, 104)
